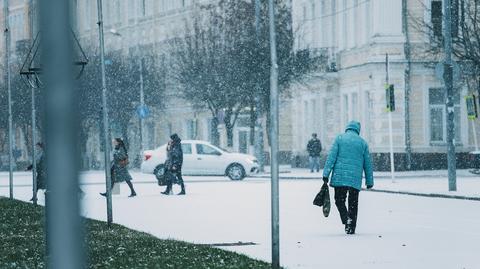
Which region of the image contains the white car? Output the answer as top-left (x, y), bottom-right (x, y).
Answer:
top-left (141, 140), bottom-right (259, 180)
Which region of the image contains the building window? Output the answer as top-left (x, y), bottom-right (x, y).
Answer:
top-left (303, 5), bottom-right (307, 21)
top-left (429, 88), bottom-right (461, 143)
top-left (128, 0), bottom-right (135, 21)
top-left (431, 0), bottom-right (442, 39)
top-left (84, 0), bottom-right (91, 30)
top-left (343, 94), bottom-right (349, 126)
top-left (351, 93), bottom-right (358, 120)
top-left (113, 0), bottom-right (121, 24)
top-left (186, 119), bottom-right (196, 140)
top-left (342, 0), bottom-right (348, 49)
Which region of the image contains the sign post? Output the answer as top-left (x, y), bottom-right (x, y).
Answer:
top-left (466, 95), bottom-right (479, 151)
top-left (385, 54), bottom-right (395, 182)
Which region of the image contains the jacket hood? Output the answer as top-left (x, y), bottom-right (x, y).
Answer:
top-left (345, 121), bottom-right (361, 135)
top-left (170, 133), bottom-right (181, 143)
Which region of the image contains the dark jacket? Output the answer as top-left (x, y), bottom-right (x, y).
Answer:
top-left (112, 145), bottom-right (133, 183)
top-left (166, 136), bottom-right (183, 171)
top-left (27, 150), bottom-right (46, 190)
top-left (307, 138), bottom-right (322, 157)
top-left (322, 121), bottom-right (374, 190)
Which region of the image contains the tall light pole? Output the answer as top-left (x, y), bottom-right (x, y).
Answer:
top-left (254, 0), bottom-right (265, 172)
top-left (268, 0), bottom-right (280, 268)
top-left (29, 0), bottom-right (38, 205)
top-left (4, 0), bottom-right (14, 199)
top-left (109, 29), bottom-right (146, 164)
top-left (41, 0), bottom-right (84, 267)
top-left (443, 0), bottom-right (457, 191)
top-left (138, 56), bottom-right (145, 159)
top-left (97, 0), bottom-right (113, 225)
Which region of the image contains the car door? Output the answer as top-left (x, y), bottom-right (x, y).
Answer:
top-left (194, 143), bottom-right (224, 175)
top-left (180, 143), bottom-right (194, 175)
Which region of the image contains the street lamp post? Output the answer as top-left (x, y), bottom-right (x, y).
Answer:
top-left (3, 0), bottom-right (14, 199)
top-left (109, 29), bottom-right (147, 165)
top-left (254, 0), bottom-right (265, 172)
top-left (268, 0), bottom-right (280, 268)
top-left (97, 0), bottom-right (113, 225)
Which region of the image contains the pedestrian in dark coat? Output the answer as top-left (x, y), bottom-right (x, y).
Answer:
top-left (161, 133), bottom-right (186, 195)
top-left (101, 138), bottom-right (137, 197)
top-left (322, 121), bottom-right (374, 234)
top-left (26, 142), bottom-right (46, 201)
top-left (307, 133), bottom-right (322, 172)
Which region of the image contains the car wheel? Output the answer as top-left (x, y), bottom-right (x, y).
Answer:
top-left (226, 164), bottom-right (245, 181)
top-left (153, 164), bottom-right (165, 180)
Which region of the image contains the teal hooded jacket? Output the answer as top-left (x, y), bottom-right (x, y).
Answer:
top-left (322, 121), bottom-right (374, 190)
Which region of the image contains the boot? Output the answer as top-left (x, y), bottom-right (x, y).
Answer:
top-left (178, 184), bottom-right (186, 195)
top-left (100, 192), bottom-right (107, 197)
top-left (161, 186), bottom-right (172, 195)
top-left (128, 192), bottom-right (137, 197)
top-left (345, 218), bottom-right (355, 235)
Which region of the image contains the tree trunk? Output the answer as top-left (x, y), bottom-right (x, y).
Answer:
top-left (224, 109), bottom-right (234, 148)
top-left (249, 102), bottom-right (256, 146)
top-left (210, 115), bottom-right (220, 146)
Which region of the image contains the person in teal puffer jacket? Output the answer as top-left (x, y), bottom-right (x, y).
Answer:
top-left (322, 121), bottom-right (374, 234)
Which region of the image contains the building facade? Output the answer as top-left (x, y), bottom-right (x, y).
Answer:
top-left (289, 0), bottom-right (480, 170)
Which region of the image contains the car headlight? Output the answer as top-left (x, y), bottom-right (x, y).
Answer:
top-left (246, 158), bottom-right (258, 164)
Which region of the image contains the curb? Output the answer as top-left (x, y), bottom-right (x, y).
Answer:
top-left (365, 188), bottom-right (480, 201)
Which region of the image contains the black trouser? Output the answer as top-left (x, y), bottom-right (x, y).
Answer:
top-left (165, 169), bottom-right (185, 192)
top-left (334, 187), bottom-right (359, 228)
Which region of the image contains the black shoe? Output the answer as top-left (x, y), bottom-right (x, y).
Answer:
top-left (345, 218), bottom-right (355, 234)
top-left (129, 192), bottom-right (137, 197)
top-left (161, 190), bottom-right (171, 195)
top-left (29, 197), bottom-right (35, 202)
top-left (178, 190), bottom-right (186, 195)
top-left (100, 192), bottom-right (107, 197)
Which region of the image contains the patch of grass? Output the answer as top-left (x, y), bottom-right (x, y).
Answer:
top-left (0, 198), bottom-right (272, 269)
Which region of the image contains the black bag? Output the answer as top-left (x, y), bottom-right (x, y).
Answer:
top-left (155, 166), bottom-right (168, 186)
top-left (156, 166), bottom-right (179, 186)
top-left (313, 182), bottom-right (331, 217)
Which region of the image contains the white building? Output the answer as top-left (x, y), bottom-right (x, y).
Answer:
top-left (289, 0), bottom-right (480, 170)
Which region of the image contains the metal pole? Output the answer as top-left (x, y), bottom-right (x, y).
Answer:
top-left (471, 119), bottom-right (479, 151)
top-left (402, 0), bottom-right (412, 170)
top-left (97, 0), bottom-right (113, 225)
top-left (268, 0), bottom-right (280, 268)
top-left (139, 58), bottom-right (145, 154)
top-left (41, 0), bottom-right (84, 267)
top-left (4, 0), bottom-right (14, 199)
top-left (254, 0), bottom-right (264, 172)
top-left (443, 0), bottom-right (457, 191)
top-left (30, 0), bottom-right (37, 205)
top-left (386, 54), bottom-right (395, 182)
top-left (31, 83), bottom-right (37, 205)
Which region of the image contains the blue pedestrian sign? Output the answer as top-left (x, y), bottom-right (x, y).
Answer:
top-left (137, 105), bottom-right (150, 119)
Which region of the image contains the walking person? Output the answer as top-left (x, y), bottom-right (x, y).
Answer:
top-left (307, 133), bottom-right (322, 172)
top-left (101, 138), bottom-right (137, 197)
top-left (161, 133), bottom-right (186, 195)
top-left (322, 121), bottom-right (374, 234)
top-left (26, 142), bottom-right (46, 201)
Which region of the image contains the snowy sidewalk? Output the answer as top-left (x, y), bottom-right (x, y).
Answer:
top-left (255, 167), bottom-right (480, 200)
top-left (1, 171), bottom-right (480, 269)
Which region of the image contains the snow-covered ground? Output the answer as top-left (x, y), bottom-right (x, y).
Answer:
top-left (1, 171), bottom-right (480, 269)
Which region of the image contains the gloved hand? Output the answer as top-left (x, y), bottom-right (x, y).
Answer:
top-left (366, 185), bottom-right (373, 189)
top-left (322, 177), bottom-right (329, 184)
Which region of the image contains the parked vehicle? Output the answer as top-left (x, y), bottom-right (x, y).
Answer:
top-left (141, 140), bottom-right (259, 180)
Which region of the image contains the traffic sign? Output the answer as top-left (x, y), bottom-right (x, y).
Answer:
top-left (466, 95), bottom-right (478, 119)
top-left (136, 105), bottom-right (150, 119)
